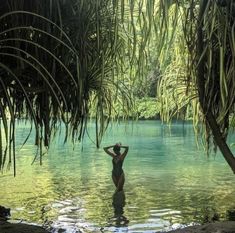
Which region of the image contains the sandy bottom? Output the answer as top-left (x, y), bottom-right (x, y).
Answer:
top-left (0, 221), bottom-right (235, 233)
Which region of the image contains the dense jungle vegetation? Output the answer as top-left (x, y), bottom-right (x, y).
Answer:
top-left (1, 0), bottom-right (235, 174)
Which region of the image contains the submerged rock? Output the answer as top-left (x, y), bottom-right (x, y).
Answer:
top-left (166, 221), bottom-right (235, 233)
top-left (0, 221), bottom-right (49, 233)
top-left (0, 205), bottom-right (11, 220)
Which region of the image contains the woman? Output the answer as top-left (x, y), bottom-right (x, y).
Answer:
top-left (103, 143), bottom-right (129, 192)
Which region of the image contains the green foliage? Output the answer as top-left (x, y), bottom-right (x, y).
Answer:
top-left (2, 0), bottom-right (235, 174)
top-left (89, 97), bottom-right (161, 120)
top-left (0, 1), bottom-right (79, 174)
top-left (58, 0), bottom-right (133, 146)
top-left (0, 0), bottom-right (158, 172)
top-left (135, 98), bottom-right (160, 119)
top-left (156, 0), bottom-right (235, 172)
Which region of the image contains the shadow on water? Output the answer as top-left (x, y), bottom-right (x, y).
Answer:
top-left (109, 190), bottom-right (129, 228)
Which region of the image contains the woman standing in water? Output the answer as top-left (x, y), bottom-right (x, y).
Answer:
top-left (103, 143), bottom-right (129, 192)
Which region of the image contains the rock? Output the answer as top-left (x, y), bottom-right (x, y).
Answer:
top-left (0, 221), bottom-right (49, 233)
top-left (166, 221), bottom-right (235, 233)
top-left (0, 205), bottom-right (10, 221)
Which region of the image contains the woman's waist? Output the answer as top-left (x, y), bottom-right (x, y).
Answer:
top-left (112, 167), bottom-right (124, 174)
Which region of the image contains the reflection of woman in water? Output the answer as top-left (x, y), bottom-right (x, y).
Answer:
top-left (112, 190), bottom-right (129, 227)
top-left (103, 143), bottom-right (129, 192)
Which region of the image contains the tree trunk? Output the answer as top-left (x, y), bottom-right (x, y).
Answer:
top-left (197, 0), bottom-right (235, 173)
top-left (205, 111), bottom-right (235, 173)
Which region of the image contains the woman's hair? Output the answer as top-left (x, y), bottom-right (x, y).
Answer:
top-left (113, 143), bottom-right (121, 152)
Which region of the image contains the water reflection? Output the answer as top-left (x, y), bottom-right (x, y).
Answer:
top-left (110, 191), bottom-right (129, 228)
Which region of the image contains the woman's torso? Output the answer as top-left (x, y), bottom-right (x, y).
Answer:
top-left (112, 156), bottom-right (124, 177)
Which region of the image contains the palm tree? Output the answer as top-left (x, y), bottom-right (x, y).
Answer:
top-left (195, 0), bottom-right (235, 172)
top-left (58, 0), bottom-right (133, 147)
top-left (0, 0), bottom-right (78, 174)
top-left (157, 0), bottom-right (235, 173)
top-left (0, 0), bottom-right (138, 173)
top-left (2, 0), bottom-right (235, 174)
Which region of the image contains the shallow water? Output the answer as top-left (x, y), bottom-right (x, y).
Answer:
top-left (0, 120), bottom-right (235, 233)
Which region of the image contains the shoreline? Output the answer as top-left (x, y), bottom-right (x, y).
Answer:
top-left (1, 220), bottom-right (235, 233)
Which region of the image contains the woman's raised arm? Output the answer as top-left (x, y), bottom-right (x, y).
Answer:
top-left (103, 145), bottom-right (115, 157)
top-left (120, 145), bottom-right (129, 160)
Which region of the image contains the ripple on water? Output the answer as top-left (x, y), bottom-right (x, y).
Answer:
top-left (127, 220), bottom-right (170, 232)
top-left (149, 209), bottom-right (181, 217)
top-left (2, 121), bottom-right (235, 233)
top-left (50, 197), bottom-right (177, 233)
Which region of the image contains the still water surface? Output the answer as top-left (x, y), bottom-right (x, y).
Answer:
top-left (0, 120), bottom-right (235, 232)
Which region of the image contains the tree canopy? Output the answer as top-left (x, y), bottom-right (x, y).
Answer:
top-left (1, 0), bottom-right (235, 174)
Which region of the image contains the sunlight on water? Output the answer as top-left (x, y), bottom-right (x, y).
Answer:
top-left (0, 120), bottom-right (235, 233)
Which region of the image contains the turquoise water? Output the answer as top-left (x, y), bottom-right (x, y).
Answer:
top-left (0, 120), bottom-right (235, 233)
